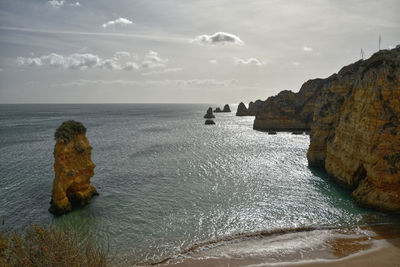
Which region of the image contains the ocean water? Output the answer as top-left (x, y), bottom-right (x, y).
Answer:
top-left (0, 104), bottom-right (391, 264)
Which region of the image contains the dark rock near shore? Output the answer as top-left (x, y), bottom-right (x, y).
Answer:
top-left (214, 107), bottom-right (222, 113)
top-left (205, 119), bottom-right (216, 125)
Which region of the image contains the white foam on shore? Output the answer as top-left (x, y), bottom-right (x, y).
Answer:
top-left (179, 227), bottom-right (382, 265)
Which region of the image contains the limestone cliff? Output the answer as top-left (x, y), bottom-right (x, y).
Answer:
top-left (49, 120), bottom-right (98, 215)
top-left (253, 78), bottom-right (325, 131)
top-left (307, 47), bottom-right (400, 212)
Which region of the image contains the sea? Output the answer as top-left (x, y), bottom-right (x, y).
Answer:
top-left (0, 104), bottom-right (396, 265)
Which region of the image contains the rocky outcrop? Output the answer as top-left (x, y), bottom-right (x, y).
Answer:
top-left (49, 120), bottom-right (98, 215)
top-left (307, 47), bottom-right (400, 212)
top-left (223, 104), bottom-right (231, 112)
top-left (214, 107), bottom-right (222, 113)
top-left (205, 119), bottom-right (216, 125)
top-left (236, 100), bottom-right (264, 116)
top-left (204, 107), bottom-right (215, 119)
top-left (253, 78), bottom-right (325, 131)
top-left (248, 100), bottom-right (264, 115)
top-left (236, 102), bottom-right (250, 116)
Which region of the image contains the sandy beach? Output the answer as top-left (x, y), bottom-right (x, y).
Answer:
top-left (160, 224), bottom-right (400, 267)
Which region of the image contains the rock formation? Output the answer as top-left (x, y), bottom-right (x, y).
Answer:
top-left (214, 107), bottom-right (222, 113)
top-left (236, 102), bottom-right (250, 116)
top-left (205, 119), bottom-right (216, 125)
top-left (49, 120), bottom-right (98, 215)
top-left (223, 104), bottom-right (231, 112)
top-left (253, 78), bottom-right (325, 131)
top-left (236, 101), bottom-right (264, 116)
top-left (307, 47), bottom-right (400, 212)
top-left (204, 107), bottom-right (215, 119)
top-left (248, 100), bottom-right (264, 116)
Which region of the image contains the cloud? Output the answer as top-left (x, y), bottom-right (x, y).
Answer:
top-left (234, 57), bottom-right (266, 66)
top-left (114, 51), bottom-right (131, 58)
top-left (47, 0), bottom-right (65, 8)
top-left (292, 61), bottom-right (301, 66)
top-left (303, 46), bottom-right (313, 52)
top-left (209, 59), bottom-right (217, 64)
top-left (70, 2), bottom-right (80, 7)
top-left (191, 32), bottom-right (244, 46)
top-left (141, 50), bottom-right (168, 69)
top-left (102, 18), bottom-right (133, 28)
top-left (16, 53), bottom-right (138, 71)
top-left (142, 68), bottom-right (182, 76)
top-left (46, 0), bottom-right (80, 8)
top-left (53, 79), bottom-right (238, 88)
top-left (0, 68), bottom-right (3, 72)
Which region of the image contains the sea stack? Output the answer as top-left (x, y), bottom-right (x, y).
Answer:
top-left (222, 104), bottom-right (231, 112)
top-left (49, 120), bottom-right (99, 215)
top-left (236, 102), bottom-right (249, 116)
top-left (205, 119), bottom-right (216, 125)
top-left (204, 107), bottom-right (215, 119)
top-left (214, 107), bottom-right (222, 113)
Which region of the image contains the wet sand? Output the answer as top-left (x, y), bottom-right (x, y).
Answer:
top-left (159, 224), bottom-right (400, 267)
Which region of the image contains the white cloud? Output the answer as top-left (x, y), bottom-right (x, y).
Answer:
top-left (209, 59), bottom-right (217, 64)
top-left (292, 61), bottom-right (301, 66)
top-left (191, 32), bottom-right (244, 46)
top-left (141, 50), bottom-right (168, 69)
top-left (122, 62), bottom-right (139, 71)
top-left (53, 79), bottom-right (238, 88)
top-left (47, 0), bottom-right (65, 8)
top-left (234, 57), bottom-right (266, 66)
top-left (70, 2), bottom-right (80, 7)
top-left (142, 68), bottom-right (182, 76)
top-left (46, 0), bottom-right (80, 8)
top-left (303, 46), bottom-right (313, 52)
top-left (114, 51), bottom-right (131, 58)
top-left (102, 18), bottom-right (133, 28)
top-left (16, 53), bottom-right (139, 71)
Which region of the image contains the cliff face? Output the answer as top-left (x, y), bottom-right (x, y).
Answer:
top-left (307, 48), bottom-right (400, 212)
top-left (49, 120), bottom-right (98, 215)
top-left (253, 78), bottom-right (325, 131)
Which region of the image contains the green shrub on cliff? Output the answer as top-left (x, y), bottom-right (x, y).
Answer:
top-left (55, 120), bottom-right (87, 144)
top-left (0, 224), bottom-right (111, 267)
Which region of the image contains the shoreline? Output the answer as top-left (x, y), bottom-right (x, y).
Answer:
top-left (157, 223), bottom-right (400, 267)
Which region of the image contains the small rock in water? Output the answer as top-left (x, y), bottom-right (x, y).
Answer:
top-left (205, 119), bottom-right (216, 125)
top-left (204, 107), bottom-right (215, 119)
top-left (222, 104), bottom-right (231, 112)
top-left (214, 107), bottom-right (222, 113)
top-left (292, 131), bottom-right (304, 135)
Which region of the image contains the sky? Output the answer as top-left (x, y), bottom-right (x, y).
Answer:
top-left (0, 0), bottom-right (399, 104)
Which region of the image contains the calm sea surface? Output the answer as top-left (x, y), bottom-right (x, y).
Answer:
top-left (0, 104), bottom-right (393, 264)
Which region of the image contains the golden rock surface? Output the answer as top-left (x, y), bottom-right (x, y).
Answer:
top-left (307, 48), bottom-right (400, 212)
top-left (49, 122), bottom-right (98, 215)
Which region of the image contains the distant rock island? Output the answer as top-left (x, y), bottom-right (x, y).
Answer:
top-left (241, 47), bottom-right (400, 212)
top-left (204, 107), bottom-right (215, 119)
top-left (214, 104), bottom-right (231, 113)
top-left (49, 120), bottom-right (98, 215)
